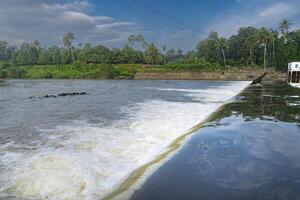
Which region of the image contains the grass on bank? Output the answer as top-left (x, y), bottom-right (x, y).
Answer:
top-left (0, 62), bottom-right (265, 79)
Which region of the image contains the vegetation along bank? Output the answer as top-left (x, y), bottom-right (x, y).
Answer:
top-left (0, 19), bottom-right (298, 80)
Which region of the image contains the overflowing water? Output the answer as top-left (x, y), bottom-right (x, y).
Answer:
top-left (0, 80), bottom-right (249, 199)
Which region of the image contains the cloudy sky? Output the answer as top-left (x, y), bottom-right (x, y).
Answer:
top-left (0, 0), bottom-right (299, 51)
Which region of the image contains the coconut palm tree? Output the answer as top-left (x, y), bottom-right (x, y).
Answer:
top-left (0, 41), bottom-right (8, 60)
top-left (128, 34), bottom-right (145, 49)
top-left (255, 28), bottom-right (271, 71)
top-left (162, 45), bottom-right (167, 64)
top-left (145, 43), bottom-right (160, 65)
top-left (218, 37), bottom-right (228, 68)
top-left (63, 32), bottom-right (75, 63)
top-left (245, 35), bottom-right (257, 67)
top-left (269, 29), bottom-right (278, 68)
top-left (279, 19), bottom-right (292, 44)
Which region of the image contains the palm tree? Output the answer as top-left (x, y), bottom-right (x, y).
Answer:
top-left (279, 19), bottom-right (292, 44)
top-left (218, 37), bottom-right (228, 68)
top-left (245, 35), bottom-right (256, 66)
top-left (128, 34), bottom-right (145, 49)
top-left (162, 45), bottom-right (167, 64)
top-left (146, 43), bottom-right (159, 65)
top-left (255, 28), bottom-right (271, 71)
top-left (269, 29), bottom-right (278, 68)
top-left (0, 41), bottom-right (8, 60)
top-left (63, 32), bottom-right (75, 63)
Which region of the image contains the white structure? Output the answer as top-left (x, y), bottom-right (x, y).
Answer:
top-left (287, 62), bottom-right (300, 88)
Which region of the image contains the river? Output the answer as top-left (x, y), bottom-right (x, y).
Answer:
top-left (0, 80), bottom-right (249, 199)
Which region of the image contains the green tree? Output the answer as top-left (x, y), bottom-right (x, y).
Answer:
top-left (196, 31), bottom-right (219, 63)
top-left (227, 27), bottom-right (258, 66)
top-left (38, 48), bottom-right (49, 65)
top-left (61, 48), bottom-right (72, 64)
top-left (48, 46), bottom-right (61, 64)
top-left (122, 45), bottom-right (144, 64)
top-left (63, 32), bottom-right (75, 63)
top-left (128, 34), bottom-right (145, 49)
top-left (86, 45), bottom-right (111, 64)
top-left (177, 49), bottom-right (183, 58)
top-left (17, 42), bottom-right (38, 65)
top-left (166, 48), bottom-right (176, 62)
top-left (218, 37), bottom-right (228, 67)
top-left (145, 43), bottom-right (160, 65)
top-left (269, 29), bottom-right (278, 68)
top-left (255, 28), bottom-right (272, 71)
top-left (162, 45), bottom-right (167, 64)
top-left (245, 33), bottom-right (258, 67)
top-left (279, 19), bottom-right (292, 44)
top-left (0, 41), bottom-right (8, 60)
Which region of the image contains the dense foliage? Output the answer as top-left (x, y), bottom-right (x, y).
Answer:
top-left (0, 19), bottom-right (299, 79)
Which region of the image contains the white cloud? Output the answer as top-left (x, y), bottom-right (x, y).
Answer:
top-left (0, 0), bottom-right (140, 47)
top-left (206, 1), bottom-right (300, 38)
top-left (1, 0), bottom-right (300, 50)
top-left (258, 2), bottom-right (295, 19)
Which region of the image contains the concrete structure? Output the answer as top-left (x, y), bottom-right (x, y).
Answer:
top-left (134, 69), bottom-right (277, 81)
top-left (287, 62), bottom-right (300, 88)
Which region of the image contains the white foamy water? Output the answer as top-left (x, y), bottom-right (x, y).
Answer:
top-left (0, 81), bottom-right (249, 200)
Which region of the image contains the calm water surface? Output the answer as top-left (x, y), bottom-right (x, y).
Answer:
top-left (131, 81), bottom-right (300, 200)
top-left (0, 80), bottom-right (248, 199)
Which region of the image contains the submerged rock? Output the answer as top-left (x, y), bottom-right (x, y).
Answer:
top-left (29, 92), bottom-right (88, 99)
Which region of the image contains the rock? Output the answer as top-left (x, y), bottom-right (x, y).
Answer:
top-left (29, 92), bottom-right (88, 99)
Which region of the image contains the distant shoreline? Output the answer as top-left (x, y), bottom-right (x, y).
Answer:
top-left (0, 63), bottom-right (284, 81)
top-left (133, 70), bottom-right (282, 81)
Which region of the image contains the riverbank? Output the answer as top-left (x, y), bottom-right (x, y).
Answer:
top-left (134, 69), bottom-right (283, 81)
top-left (0, 63), bottom-right (284, 81)
top-left (116, 80), bottom-right (300, 200)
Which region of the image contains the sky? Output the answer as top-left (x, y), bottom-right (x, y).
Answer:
top-left (0, 0), bottom-right (300, 51)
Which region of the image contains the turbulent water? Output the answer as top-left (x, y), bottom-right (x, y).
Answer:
top-left (0, 80), bottom-right (249, 200)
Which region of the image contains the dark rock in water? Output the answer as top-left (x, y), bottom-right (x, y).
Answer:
top-left (29, 92), bottom-right (88, 99)
top-left (45, 95), bottom-right (57, 98)
top-left (58, 92), bottom-right (87, 97)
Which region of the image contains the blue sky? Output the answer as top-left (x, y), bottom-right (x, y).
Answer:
top-left (0, 0), bottom-right (299, 51)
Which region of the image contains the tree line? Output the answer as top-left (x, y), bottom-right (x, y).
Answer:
top-left (0, 19), bottom-right (299, 72)
top-left (197, 19), bottom-right (297, 71)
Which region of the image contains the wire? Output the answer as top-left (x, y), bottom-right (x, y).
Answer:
top-left (131, 0), bottom-right (204, 33)
top-left (111, 0), bottom-right (204, 33)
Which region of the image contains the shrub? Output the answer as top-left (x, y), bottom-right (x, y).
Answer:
top-left (0, 69), bottom-right (7, 78)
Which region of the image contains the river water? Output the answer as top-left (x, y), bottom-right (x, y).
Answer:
top-left (0, 80), bottom-right (249, 199)
top-left (130, 81), bottom-right (300, 200)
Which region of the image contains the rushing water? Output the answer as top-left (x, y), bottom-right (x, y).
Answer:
top-left (0, 80), bottom-right (249, 199)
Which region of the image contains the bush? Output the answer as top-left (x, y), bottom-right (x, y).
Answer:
top-left (53, 74), bottom-right (70, 79)
top-left (2, 63), bottom-right (10, 69)
top-left (0, 69), bottom-right (7, 78)
top-left (7, 68), bottom-right (26, 78)
top-left (114, 65), bottom-right (137, 78)
top-left (44, 72), bottom-right (53, 79)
